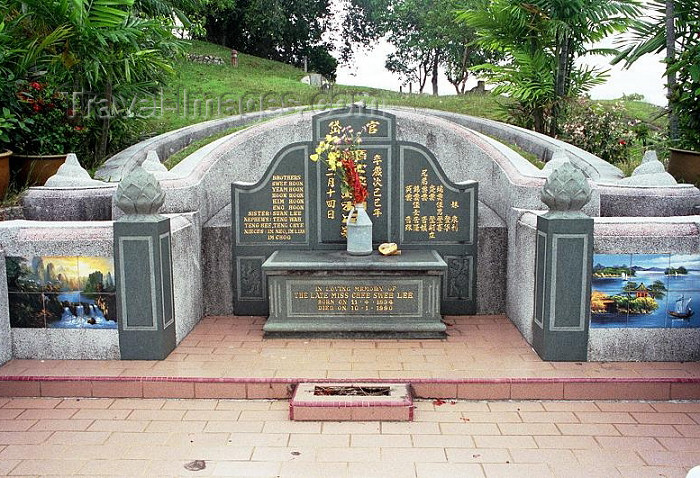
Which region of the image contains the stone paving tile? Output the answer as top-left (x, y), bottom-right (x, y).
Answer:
top-left (2, 315), bottom-right (699, 382)
top-left (0, 398), bottom-right (698, 477)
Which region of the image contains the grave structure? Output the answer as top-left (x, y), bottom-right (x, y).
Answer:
top-left (230, 107), bottom-right (477, 335)
top-left (0, 104), bottom-right (699, 363)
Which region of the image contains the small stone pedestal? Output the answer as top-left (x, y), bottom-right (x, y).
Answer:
top-left (532, 160), bottom-right (593, 361)
top-left (113, 167), bottom-right (176, 360)
top-left (262, 250), bottom-right (447, 338)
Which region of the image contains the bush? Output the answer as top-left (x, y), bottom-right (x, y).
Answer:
top-left (559, 98), bottom-right (636, 164)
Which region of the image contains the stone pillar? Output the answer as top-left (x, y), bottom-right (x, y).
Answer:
top-left (532, 161), bottom-right (593, 361)
top-left (113, 166), bottom-right (175, 359)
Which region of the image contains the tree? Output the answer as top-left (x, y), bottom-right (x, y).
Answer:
top-left (200, 0), bottom-right (336, 79)
top-left (4, 0), bottom-right (185, 165)
top-left (613, 0), bottom-right (700, 149)
top-left (381, 0), bottom-right (495, 96)
top-left (457, 0), bottom-right (640, 135)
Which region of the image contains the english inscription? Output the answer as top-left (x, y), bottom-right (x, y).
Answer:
top-left (287, 280), bottom-right (422, 316)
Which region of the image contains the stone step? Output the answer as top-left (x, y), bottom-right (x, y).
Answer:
top-left (0, 376), bottom-right (698, 401)
top-left (289, 383), bottom-right (413, 421)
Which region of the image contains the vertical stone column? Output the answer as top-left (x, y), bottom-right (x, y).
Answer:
top-left (113, 166), bottom-right (175, 359)
top-left (532, 161), bottom-right (593, 361)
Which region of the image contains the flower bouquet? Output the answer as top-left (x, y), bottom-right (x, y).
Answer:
top-left (310, 125), bottom-right (368, 205)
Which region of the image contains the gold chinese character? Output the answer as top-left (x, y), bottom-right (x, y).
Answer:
top-left (405, 223), bottom-right (412, 231)
top-left (373, 208), bottom-right (382, 217)
top-left (328, 120), bottom-right (342, 134)
top-left (326, 199), bottom-right (336, 208)
top-left (429, 231), bottom-right (436, 239)
top-left (451, 201), bottom-right (459, 209)
top-left (326, 189), bottom-right (335, 198)
top-left (373, 154), bottom-right (382, 164)
top-left (327, 177), bottom-right (335, 188)
top-left (365, 120), bottom-right (380, 134)
top-left (327, 210), bottom-right (335, 219)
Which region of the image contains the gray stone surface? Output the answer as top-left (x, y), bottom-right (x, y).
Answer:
top-left (541, 149), bottom-right (569, 176)
top-left (114, 214), bottom-right (176, 360)
top-left (477, 226), bottom-right (507, 315)
top-left (632, 158), bottom-right (665, 175)
top-left (589, 328), bottom-right (700, 361)
top-left (12, 329), bottom-right (119, 360)
top-left (0, 220), bottom-right (113, 257)
top-left (22, 186), bottom-right (116, 221)
top-left (598, 183), bottom-right (700, 217)
top-left (141, 150), bottom-right (175, 180)
top-left (593, 216), bottom-right (700, 255)
top-left (201, 224), bottom-right (233, 316)
top-left (263, 250), bottom-right (446, 337)
top-left (506, 209), bottom-right (539, 343)
top-left (44, 154), bottom-right (109, 187)
top-left (0, 252), bottom-right (10, 366)
top-left (532, 213), bottom-right (593, 361)
top-left (641, 150), bottom-right (658, 163)
top-left (170, 212), bottom-right (202, 343)
top-left (96, 107), bottom-right (303, 182)
top-left (617, 171), bottom-right (678, 186)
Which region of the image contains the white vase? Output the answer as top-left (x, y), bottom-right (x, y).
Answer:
top-left (346, 203), bottom-right (373, 255)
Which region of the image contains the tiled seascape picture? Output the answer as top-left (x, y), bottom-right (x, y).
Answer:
top-left (591, 254), bottom-right (700, 328)
top-left (6, 256), bottom-right (117, 329)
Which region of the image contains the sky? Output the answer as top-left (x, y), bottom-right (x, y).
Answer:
top-left (334, 13), bottom-right (668, 106)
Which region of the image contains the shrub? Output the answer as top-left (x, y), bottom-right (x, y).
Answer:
top-left (559, 98), bottom-right (636, 164)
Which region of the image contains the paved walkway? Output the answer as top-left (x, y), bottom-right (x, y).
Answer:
top-left (2, 315), bottom-right (699, 380)
top-left (0, 397), bottom-right (698, 477)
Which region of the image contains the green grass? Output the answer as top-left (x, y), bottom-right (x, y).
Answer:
top-left (163, 124), bottom-right (251, 169)
top-left (146, 40), bottom-right (667, 174)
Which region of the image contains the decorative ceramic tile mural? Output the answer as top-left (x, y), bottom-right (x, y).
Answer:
top-left (7, 256), bottom-right (117, 329)
top-left (591, 254), bottom-right (700, 328)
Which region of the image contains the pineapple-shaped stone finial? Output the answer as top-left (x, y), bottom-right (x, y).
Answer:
top-left (115, 165), bottom-right (165, 215)
top-left (540, 161), bottom-right (591, 213)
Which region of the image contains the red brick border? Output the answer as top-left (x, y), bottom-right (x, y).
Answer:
top-left (0, 375), bottom-right (697, 401)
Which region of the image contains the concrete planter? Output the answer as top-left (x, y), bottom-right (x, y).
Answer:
top-left (11, 153), bottom-right (67, 187)
top-left (668, 148), bottom-right (700, 184)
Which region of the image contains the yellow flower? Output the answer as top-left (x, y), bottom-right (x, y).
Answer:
top-left (310, 153), bottom-right (319, 162)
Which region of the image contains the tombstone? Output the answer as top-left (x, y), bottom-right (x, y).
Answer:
top-left (231, 106), bottom-right (478, 322)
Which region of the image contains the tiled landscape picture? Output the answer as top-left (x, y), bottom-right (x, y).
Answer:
top-left (6, 256), bottom-right (117, 329)
top-left (591, 253), bottom-right (700, 328)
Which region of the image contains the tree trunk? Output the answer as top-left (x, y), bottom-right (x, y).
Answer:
top-left (431, 50), bottom-right (439, 96)
top-left (666, 0), bottom-right (679, 142)
top-left (533, 106), bottom-right (545, 134)
top-left (550, 29), bottom-right (569, 137)
top-left (97, 82), bottom-right (112, 163)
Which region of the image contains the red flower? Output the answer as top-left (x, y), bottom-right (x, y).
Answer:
top-left (341, 156), bottom-right (368, 204)
top-left (30, 82), bottom-right (43, 91)
top-left (619, 140), bottom-right (627, 145)
top-left (32, 103), bottom-right (41, 112)
top-left (74, 126), bottom-right (84, 132)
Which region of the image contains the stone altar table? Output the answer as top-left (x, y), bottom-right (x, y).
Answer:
top-left (262, 249), bottom-right (447, 338)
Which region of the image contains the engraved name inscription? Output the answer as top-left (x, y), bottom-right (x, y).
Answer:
top-left (288, 281), bottom-right (421, 315)
top-left (242, 174), bottom-right (306, 241)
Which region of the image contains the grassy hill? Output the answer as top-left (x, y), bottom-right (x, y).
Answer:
top-left (152, 40), bottom-right (668, 171)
